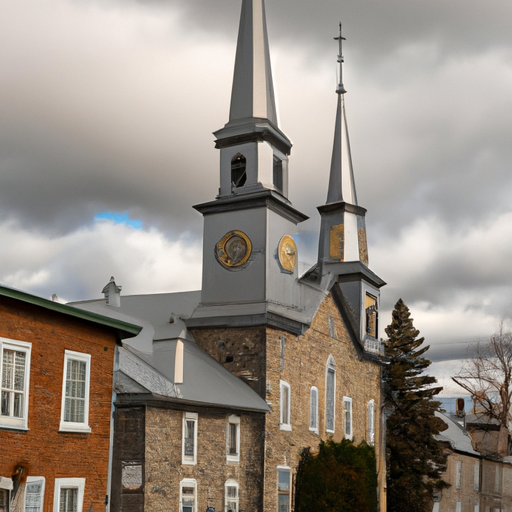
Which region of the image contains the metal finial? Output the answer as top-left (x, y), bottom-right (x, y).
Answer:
top-left (334, 23), bottom-right (346, 95)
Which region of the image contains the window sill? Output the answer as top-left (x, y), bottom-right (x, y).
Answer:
top-left (182, 460), bottom-right (197, 466)
top-left (59, 423), bottom-right (91, 434)
top-left (309, 427), bottom-right (319, 434)
top-left (0, 423), bottom-right (28, 432)
top-left (226, 455), bottom-right (240, 463)
top-left (279, 423), bottom-right (292, 432)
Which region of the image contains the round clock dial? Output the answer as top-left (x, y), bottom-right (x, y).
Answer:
top-left (278, 235), bottom-right (297, 272)
top-left (215, 230), bottom-right (252, 268)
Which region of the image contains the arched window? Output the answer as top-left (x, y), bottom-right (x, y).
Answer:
top-left (367, 399), bottom-right (375, 445)
top-left (325, 356), bottom-right (336, 433)
top-left (309, 386), bottom-right (318, 432)
top-left (365, 293), bottom-right (378, 338)
top-left (231, 154), bottom-right (247, 188)
top-left (180, 479), bottom-right (197, 512)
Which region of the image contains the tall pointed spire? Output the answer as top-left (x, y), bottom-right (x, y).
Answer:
top-left (326, 24), bottom-right (357, 206)
top-left (229, 0), bottom-right (278, 125)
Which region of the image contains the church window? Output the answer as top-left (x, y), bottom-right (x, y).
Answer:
top-left (280, 381), bottom-right (291, 430)
top-left (1, 338), bottom-right (31, 430)
top-left (231, 154), bottom-right (247, 189)
top-left (474, 462), bottom-right (480, 491)
top-left (227, 414), bottom-right (240, 462)
top-left (0, 490), bottom-right (8, 512)
top-left (273, 156), bottom-right (283, 193)
top-left (328, 316), bottom-right (337, 339)
top-left (225, 480), bottom-right (239, 512)
top-left (25, 477), bottom-right (45, 512)
top-left (280, 337), bottom-right (286, 370)
top-left (182, 412), bottom-right (198, 464)
top-left (365, 294), bottom-right (378, 338)
top-left (277, 467), bottom-right (291, 512)
top-left (325, 356), bottom-right (336, 433)
top-left (180, 479), bottom-right (197, 512)
top-left (309, 387), bottom-right (318, 432)
top-left (343, 396), bottom-right (352, 440)
top-left (456, 460), bottom-right (462, 489)
top-left (367, 400), bottom-right (375, 445)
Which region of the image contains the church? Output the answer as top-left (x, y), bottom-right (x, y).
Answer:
top-left (72, 0), bottom-right (388, 510)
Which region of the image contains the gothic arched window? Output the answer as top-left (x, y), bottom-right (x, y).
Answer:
top-left (325, 355), bottom-right (336, 432)
top-left (231, 154), bottom-right (247, 189)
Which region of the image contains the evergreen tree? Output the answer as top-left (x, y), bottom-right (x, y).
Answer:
top-left (384, 299), bottom-right (448, 512)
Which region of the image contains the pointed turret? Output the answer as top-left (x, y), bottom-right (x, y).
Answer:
top-left (229, 0), bottom-right (277, 125)
top-left (315, 25), bottom-right (385, 346)
top-left (318, 25), bottom-right (368, 265)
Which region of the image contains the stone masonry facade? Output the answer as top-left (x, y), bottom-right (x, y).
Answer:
top-left (192, 292), bottom-right (385, 511)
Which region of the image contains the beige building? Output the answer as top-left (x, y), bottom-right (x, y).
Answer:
top-left (73, 1), bottom-right (388, 511)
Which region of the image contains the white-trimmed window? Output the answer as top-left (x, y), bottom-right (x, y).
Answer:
top-left (474, 462), bottom-right (480, 491)
top-left (182, 412), bottom-right (198, 464)
top-left (225, 479), bottom-right (239, 512)
top-left (309, 386), bottom-right (318, 432)
top-left (456, 460), bottom-right (462, 489)
top-left (280, 337), bottom-right (286, 370)
top-left (280, 381), bottom-right (291, 431)
top-left (325, 356), bottom-right (336, 433)
top-left (53, 478), bottom-right (85, 512)
top-left (343, 397), bottom-right (353, 440)
top-left (367, 399), bottom-right (375, 445)
top-left (277, 467), bottom-right (291, 512)
top-left (0, 490), bottom-right (9, 512)
top-left (25, 476), bottom-right (45, 512)
top-left (60, 350), bottom-right (91, 433)
top-left (455, 500), bottom-right (461, 512)
top-left (180, 479), bottom-right (197, 512)
top-left (0, 338), bottom-right (31, 430)
top-left (227, 414), bottom-right (240, 462)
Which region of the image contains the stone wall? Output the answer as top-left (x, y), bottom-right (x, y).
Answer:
top-left (143, 405), bottom-right (265, 512)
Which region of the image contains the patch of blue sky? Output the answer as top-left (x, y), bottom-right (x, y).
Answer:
top-left (94, 211), bottom-right (143, 229)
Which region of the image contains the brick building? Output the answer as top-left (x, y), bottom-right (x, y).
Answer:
top-left (73, 1), bottom-right (388, 511)
top-left (0, 284), bottom-right (140, 512)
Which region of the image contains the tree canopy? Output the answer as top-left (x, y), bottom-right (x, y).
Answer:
top-left (384, 298), bottom-right (448, 512)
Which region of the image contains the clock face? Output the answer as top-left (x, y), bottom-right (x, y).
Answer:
top-left (278, 235), bottom-right (297, 272)
top-left (215, 230), bottom-right (252, 268)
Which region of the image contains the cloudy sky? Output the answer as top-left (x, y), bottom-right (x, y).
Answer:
top-left (1, 0), bottom-right (511, 392)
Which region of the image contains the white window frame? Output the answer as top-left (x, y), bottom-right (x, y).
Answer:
top-left (0, 338), bottom-right (31, 430)
top-left (0, 489), bottom-right (9, 512)
top-left (182, 412), bottom-right (198, 465)
top-left (225, 479), bottom-right (239, 512)
top-left (367, 399), bottom-right (375, 445)
top-left (325, 356), bottom-right (336, 433)
top-left (59, 350), bottom-right (91, 433)
top-left (226, 414), bottom-right (240, 463)
top-left (343, 396), bottom-right (353, 440)
top-left (280, 337), bottom-right (286, 370)
top-left (53, 478), bottom-right (85, 512)
top-left (277, 466), bottom-right (291, 512)
top-left (474, 462), bottom-right (480, 491)
top-left (309, 386), bottom-right (319, 433)
top-left (280, 381), bottom-right (291, 431)
top-left (456, 500), bottom-right (461, 512)
top-left (25, 476), bottom-right (45, 512)
top-left (180, 478), bottom-right (197, 512)
top-left (456, 460), bottom-right (462, 490)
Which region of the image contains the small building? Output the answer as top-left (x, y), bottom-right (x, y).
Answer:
top-left (0, 284), bottom-right (140, 512)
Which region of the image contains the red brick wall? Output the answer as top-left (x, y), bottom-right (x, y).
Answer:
top-left (0, 297), bottom-right (118, 511)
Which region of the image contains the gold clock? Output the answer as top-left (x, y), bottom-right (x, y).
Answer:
top-left (215, 230), bottom-right (252, 268)
top-left (278, 235), bottom-right (297, 272)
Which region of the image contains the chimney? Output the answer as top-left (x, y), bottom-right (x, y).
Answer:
top-left (102, 276), bottom-right (122, 307)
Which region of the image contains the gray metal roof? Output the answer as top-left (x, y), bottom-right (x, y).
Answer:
top-left (436, 411), bottom-right (479, 456)
top-left (71, 291), bottom-right (270, 413)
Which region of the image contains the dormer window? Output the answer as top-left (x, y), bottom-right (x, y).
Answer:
top-left (231, 154), bottom-right (247, 189)
top-left (273, 156), bottom-right (283, 193)
top-left (365, 294), bottom-right (378, 338)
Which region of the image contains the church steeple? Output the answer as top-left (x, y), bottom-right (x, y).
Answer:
top-left (318, 25), bottom-right (368, 266)
top-left (229, 0), bottom-right (277, 125)
top-left (213, 0), bottom-right (292, 201)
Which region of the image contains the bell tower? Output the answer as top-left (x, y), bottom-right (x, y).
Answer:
top-left (189, 0), bottom-right (308, 332)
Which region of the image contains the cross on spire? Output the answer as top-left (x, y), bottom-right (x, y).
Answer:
top-left (334, 23), bottom-right (347, 95)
